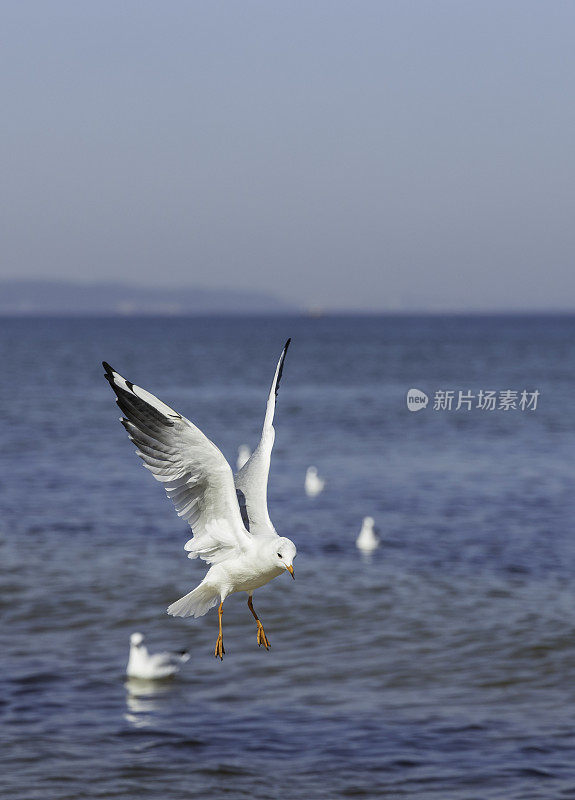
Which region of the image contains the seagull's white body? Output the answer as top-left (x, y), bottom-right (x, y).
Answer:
top-left (236, 444), bottom-right (251, 471)
top-left (103, 340), bottom-right (295, 656)
top-left (356, 516), bottom-right (379, 552)
top-left (126, 632), bottom-right (190, 680)
top-left (305, 465), bottom-right (325, 497)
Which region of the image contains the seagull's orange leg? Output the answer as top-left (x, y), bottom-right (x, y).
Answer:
top-left (214, 602), bottom-right (225, 660)
top-left (248, 595), bottom-right (270, 650)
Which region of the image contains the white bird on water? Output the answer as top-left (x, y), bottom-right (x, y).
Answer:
top-left (305, 465), bottom-right (325, 497)
top-left (103, 339), bottom-right (296, 660)
top-left (355, 516), bottom-right (379, 552)
top-left (236, 444), bottom-right (251, 471)
top-left (126, 632), bottom-right (190, 680)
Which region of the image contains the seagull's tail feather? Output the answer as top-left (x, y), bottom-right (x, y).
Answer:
top-left (167, 582), bottom-right (220, 619)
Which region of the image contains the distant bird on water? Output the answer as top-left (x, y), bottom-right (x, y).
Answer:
top-left (305, 465), bottom-right (325, 497)
top-left (236, 444), bottom-right (251, 471)
top-left (103, 339), bottom-right (296, 660)
top-left (355, 516), bottom-right (379, 552)
top-left (126, 632), bottom-right (189, 680)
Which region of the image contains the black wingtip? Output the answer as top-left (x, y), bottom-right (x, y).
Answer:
top-left (274, 338), bottom-right (291, 398)
top-left (102, 362), bottom-right (116, 385)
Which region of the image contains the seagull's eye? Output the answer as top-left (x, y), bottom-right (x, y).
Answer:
top-left (277, 553), bottom-right (282, 558)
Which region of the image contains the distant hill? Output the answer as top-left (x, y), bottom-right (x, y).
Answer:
top-left (0, 279), bottom-right (296, 315)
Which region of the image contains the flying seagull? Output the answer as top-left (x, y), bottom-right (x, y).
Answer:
top-left (103, 340), bottom-right (295, 660)
top-left (126, 632), bottom-right (190, 680)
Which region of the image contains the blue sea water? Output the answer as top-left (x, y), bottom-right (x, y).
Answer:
top-left (1, 313), bottom-right (575, 799)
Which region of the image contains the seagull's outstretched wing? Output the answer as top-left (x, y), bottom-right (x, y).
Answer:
top-left (234, 339), bottom-right (290, 535)
top-left (103, 362), bottom-right (252, 564)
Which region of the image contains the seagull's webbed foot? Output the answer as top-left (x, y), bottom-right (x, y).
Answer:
top-left (214, 601), bottom-right (225, 661)
top-left (214, 633), bottom-right (225, 660)
top-left (248, 596), bottom-right (271, 651)
top-left (256, 621), bottom-right (271, 650)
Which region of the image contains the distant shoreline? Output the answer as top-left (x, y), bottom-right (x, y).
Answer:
top-left (1, 280), bottom-right (574, 317)
top-left (1, 310), bottom-right (574, 318)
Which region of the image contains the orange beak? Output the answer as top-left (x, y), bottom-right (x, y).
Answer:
top-left (285, 564), bottom-right (295, 579)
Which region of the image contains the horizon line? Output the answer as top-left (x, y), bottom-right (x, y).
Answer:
top-left (1, 309), bottom-right (575, 318)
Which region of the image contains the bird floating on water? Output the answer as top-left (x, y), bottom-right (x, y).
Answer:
top-left (305, 465), bottom-right (325, 497)
top-left (103, 339), bottom-right (296, 660)
top-left (236, 444), bottom-right (251, 471)
top-left (126, 632), bottom-right (190, 680)
top-left (355, 516), bottom-right (379, 552)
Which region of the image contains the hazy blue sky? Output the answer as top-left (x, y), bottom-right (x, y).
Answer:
top-left (2, 1), bottom-right (574, 311)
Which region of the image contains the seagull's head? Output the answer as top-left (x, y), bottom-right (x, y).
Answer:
top-left (130, 632), bottom-right (144, 647)
top-left (271, 537), bottom-right (297, 579)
